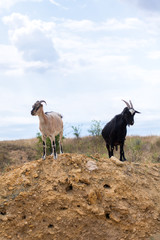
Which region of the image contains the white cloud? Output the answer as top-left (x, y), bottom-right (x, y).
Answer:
top-left (2, 11), bottom-right (160, 80)
top-left (2, 12), bottom-right (160, 77)
top-left (0, 43), bottom-right (54, 74)
top-left (0, 0), bottom-right (42, 10)
top-left (0, 44), bottom-right (24, 75)
top-left (49, 0), bottom-right (68, 9)
top-left (3, 13), bottom-right (58, 71)
top-left (58, 18), bottom-right (144, 32)
top-left (49, 0), bottom-right (60, 7)
top-left (15, 29), bottom-right (58, 62)
top-left (3, 12), bottom-right (29, 29)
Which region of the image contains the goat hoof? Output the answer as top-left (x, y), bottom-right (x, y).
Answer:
top-left (50, 153), bottom-right (57, 159)
top-left (120, 159), bottom-right (127, 162)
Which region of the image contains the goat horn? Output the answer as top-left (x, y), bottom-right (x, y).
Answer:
top-left (122, 99), bottom-right (130, 109)
top-left (39, 100), bottom-right (47, 105)
top-left (129, 100), bottom-right (133, 108)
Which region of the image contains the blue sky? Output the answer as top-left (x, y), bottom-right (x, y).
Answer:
top-left (0, 0), bottom-right (160, 140)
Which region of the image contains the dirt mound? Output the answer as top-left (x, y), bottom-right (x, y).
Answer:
top-left (0, 153), bottom-right (159, 240)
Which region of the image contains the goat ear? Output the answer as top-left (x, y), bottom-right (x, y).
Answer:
top-left (135, 110), bottom-right (141, 114)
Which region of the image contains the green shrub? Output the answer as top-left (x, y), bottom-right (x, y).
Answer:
top-left (88, 120), bottom-right (102, 136)
top-left (71, 125), bottom-right (81, 138)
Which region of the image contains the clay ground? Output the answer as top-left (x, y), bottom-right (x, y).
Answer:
top-left (0, 153), bottom-right (159, 240)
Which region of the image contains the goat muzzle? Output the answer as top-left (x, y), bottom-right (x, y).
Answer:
top-left (135, 110), bottom-right (141, 114)
top-left (31, 109), bottom-right (35, 116)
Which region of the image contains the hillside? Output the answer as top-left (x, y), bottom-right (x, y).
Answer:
top-left (0, 153), bottom-right (159, 240)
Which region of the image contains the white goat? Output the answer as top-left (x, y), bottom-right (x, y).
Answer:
top-left (31, 100), bottom-right (63, 160)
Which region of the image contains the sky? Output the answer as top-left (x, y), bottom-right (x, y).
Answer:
top-left (0, 0), bottom-right (160, 140)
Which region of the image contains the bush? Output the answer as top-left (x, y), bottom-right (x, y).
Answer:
top-left (71, 125), bottom-right (81, 138)
top-left (88, 120), bottom-right (102, 136)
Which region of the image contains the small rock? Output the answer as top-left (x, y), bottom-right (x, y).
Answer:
top-left (110, 156), bottom-right (124, 166)
top-left (86, 160), bottom-right (98, 171)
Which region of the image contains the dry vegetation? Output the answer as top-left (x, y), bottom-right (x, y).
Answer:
top-left (0, 135), bottom-right (160, 174)
top-left (0, 139), bottom-right (38, 173)
top-left (64, 135), bottom-right (160, 163)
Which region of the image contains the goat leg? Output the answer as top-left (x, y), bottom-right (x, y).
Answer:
top-left (42, 141), bottom-right (46, 160)
top-left (52, 141), bottom-right (57, 159)
top-left (59, 133), bottom-right (63, 154)
top-left (111, 146), bottom-right (114, 157)
top-left (60, 144), bottom-right (63, 154)
top-left (106, 144), bottom-right (112, 158)
top-left (120, 143), bottom-right (127, 161)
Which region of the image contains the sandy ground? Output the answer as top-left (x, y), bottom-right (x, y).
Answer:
top-left (0, 153), bottom-right (160, 240)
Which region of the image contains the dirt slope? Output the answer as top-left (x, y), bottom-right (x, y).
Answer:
top-left (0, 153), bottom-right (159, 240)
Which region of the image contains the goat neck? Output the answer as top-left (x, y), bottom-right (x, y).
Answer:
top-left (37, 106), bottom-right (48, 124)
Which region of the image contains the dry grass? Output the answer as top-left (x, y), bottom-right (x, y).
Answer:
top-left (63, 136), bottom-right (105, 155)
top-left (64, 135), bottom-right (160, 163)
top-left (0, 138), bottom-right (38, 173)
top-left (0, 135), bottom-right (160, 174)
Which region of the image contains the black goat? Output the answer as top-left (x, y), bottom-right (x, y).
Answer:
top-left (102, 100), bottom-right (140, 161)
